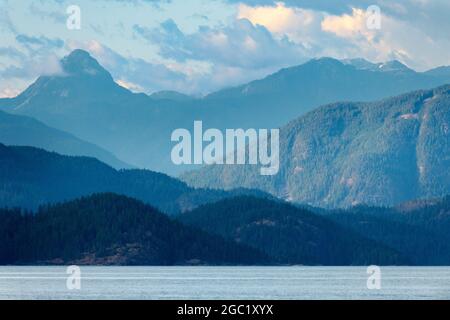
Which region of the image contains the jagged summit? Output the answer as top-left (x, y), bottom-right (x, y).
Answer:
top-left (378, 60), bottom-right (413, 72)
top-left (60, 49), bottom-right (112, 79)
top-left (12, 49), bottom-right (122, 115)
top-left (342, 58), bottom-right (413, 73)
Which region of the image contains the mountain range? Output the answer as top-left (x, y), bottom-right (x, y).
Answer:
top-left (1, 49), bottom-right (449, 266)
top-left (183, 85), bottom-right (450, 208)
top-left (0, 143), bottom-right (449, 265)
top-left (1, 50), bottom-right (450, 175)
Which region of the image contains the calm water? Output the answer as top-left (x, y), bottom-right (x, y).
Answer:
top-left (0, 266), bottom-right (449, 300)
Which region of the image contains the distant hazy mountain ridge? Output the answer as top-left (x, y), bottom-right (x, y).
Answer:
top-left (0, 110), bottom-right (130, 169)
top-left (2, 50), bottom-right (450, 175)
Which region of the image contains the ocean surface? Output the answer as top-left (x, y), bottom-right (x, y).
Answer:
top-left (0, 266), bottom-right (449, 300)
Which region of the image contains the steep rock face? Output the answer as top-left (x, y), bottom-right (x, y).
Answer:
top-left (183, 85), bottom-right (450, 208)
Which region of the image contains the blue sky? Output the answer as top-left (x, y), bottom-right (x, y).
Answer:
top-left (1, 0), bottom-right (450, 97)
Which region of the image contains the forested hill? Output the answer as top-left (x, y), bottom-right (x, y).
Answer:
top-left (326, 195), bottom-right (450, 265)
top-left (2, 192), bottom-right (449, 266)
top-left (178, 196), bottom-right (407, 266)
top-left (0, 143), bottom-right (270, 214)
top-left (183, 85), bottom-right (450, 208)
top-left (0, 193), bottom-right (269, 265)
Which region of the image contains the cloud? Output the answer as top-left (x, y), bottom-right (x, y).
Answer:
top-left (0, 46), bottom-right (27, 61)
top-left (100, 0), bottom-right (172, 7)
top-left (237, 2), bottom-right (330, 48)
top-left (0, 5), bottom-right (17, 34)
top-left (0, 31), bottom-right (65, 96)
top-left (237, 2), bottom-right (315, 34)
top-left (320, 6), bottom-right (450, 70)
top-left (226, 1), bottom-right (450, 71)
top-left (135, 17), bottom-right (304, 70)
top-left (132, 16), bottom-right (315, 93)
top-left (116, 79), bottom-right (144, 92)
top-left (29, 3), bottom-right (66, 24)
top-left (1, 0), bottom-right (450, 97)
top-left (225, 0), bottom-right (372, 14)
top-left (68, 39), bottom-right (287, 95)
top-left (0, 54), bottom-right (64, 79)
top-left (16, 34), bottom-right (64, 51)
top-left (228, 0), bottom-right (450, 70)
top-left (0, 87), bottom-right (21, 98)
top-left (321, 8), bottom-right (373, 39)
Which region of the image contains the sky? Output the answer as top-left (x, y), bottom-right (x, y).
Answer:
top-left (1, 0), bottom-right (450, 97)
